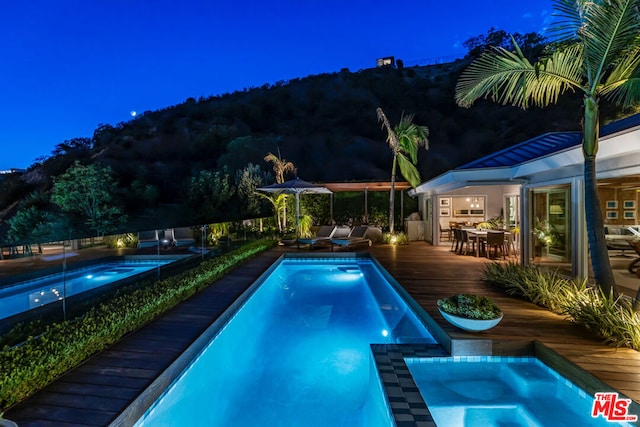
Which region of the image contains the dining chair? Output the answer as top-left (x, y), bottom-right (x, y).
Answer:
top-left (459, 229), bottom-right (472, 255)
top-left (440, 223), bottom-right (451, 241)
top-left (451, 228), bottom-right (461, 252)
top-left (486, 231), bottom-right (506, 259)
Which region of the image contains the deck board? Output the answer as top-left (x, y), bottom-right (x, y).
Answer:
top-left (4, 242), bottom-right (640, 426)
top-left (367, 242), bottom-right (640, 408)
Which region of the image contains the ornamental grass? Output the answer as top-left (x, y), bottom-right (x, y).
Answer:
top-left (483, 261), bottom-right (640, 351)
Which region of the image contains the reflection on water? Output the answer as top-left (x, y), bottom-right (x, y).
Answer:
top-left (1, 260), bottom-right (173, 320)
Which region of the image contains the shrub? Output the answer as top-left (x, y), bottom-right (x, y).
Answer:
top-left (562, 285), bottom-right (640, 350)
top-left (103, 233), bottom-right (138, 248)
top-left (382, 232), bottom-right (409, 245)
top-left (482, 261), bottom-right (640, 350)
top-left (483, 261), bottom-right (576, 312)
top-left (0, 238), bottom-right (277, 411)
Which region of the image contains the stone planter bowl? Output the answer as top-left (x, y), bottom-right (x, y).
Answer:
top-left (438, 307), bottom-right (503, 332)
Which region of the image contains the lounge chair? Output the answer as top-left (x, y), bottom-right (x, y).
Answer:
top-left (296, 225), bottom-right (337, 249)
top-left (137, 230), bottom-right (159, 249)
top-left (172, 227), bottom-right (196, 247)
top-left (331, 226), bottom-right (372, 251)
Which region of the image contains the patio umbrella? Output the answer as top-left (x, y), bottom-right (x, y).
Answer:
top-left (257, 177), bottom-right (332, 231)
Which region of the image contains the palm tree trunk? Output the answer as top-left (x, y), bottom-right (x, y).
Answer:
top-left (282, 195), bottom-right (287, 230)
top-left (583, 97), bottom-right (617, 297)
top-left (584, 156), bottom-right (616, 296)
top-left (389, 156), bottom-right (397, 234)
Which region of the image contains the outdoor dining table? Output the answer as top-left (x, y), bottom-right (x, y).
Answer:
top-left (464, 229), bottom-right (487, 257)
top-left (465, 229), bottom-right (512, 257)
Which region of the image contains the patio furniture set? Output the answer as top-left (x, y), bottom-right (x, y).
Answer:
top-left (448, 226), bottom-right (515, 259)
top-left (296, 225), bottom-right (373, 251)
top-left (138, 227), bottom-right (197, 249)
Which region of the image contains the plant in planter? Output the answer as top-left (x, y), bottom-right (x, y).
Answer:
top-left (0, 411), bottom-right (18, 427)
top-left (437, 294), bottom-right (503, 331)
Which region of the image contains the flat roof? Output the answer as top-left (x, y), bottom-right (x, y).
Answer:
top-left (322, 181), bottom-right (411, 192)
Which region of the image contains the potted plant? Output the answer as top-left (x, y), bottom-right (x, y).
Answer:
top-left (0, 412), bottom-right (18, 427)
top-left (437, 294), bottom-right (503, 331)
top-left (533, 218), bottom-right (558, 256)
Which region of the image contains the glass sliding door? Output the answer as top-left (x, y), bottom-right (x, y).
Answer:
top-left (505, 195), bottom-right (520, 228)
top-left (531, 186), bottom-right (571, 264)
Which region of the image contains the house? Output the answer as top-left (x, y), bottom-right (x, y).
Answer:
top-left (410, 112), bottom-right (640, 288)
top-left (376, 56), bottom-right (395, 68)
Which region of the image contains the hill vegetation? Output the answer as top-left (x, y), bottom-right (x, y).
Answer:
top-left (0, 30), bottom-right (630, 244)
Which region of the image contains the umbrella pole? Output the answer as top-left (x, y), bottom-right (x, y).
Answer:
top-left (295, 193), bottom-right (300, 238)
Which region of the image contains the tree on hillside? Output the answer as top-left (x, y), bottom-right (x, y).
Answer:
top-left (51, 161), bottom-right (126, 237)
top-left (8, 204), bottom-right (72, 253)
top-left (188, 168), bottom-right (236, 223)
top-left (51, 137), bottom-right (93, 157)
top-left (236, 163), bottom-right (271, 216)
top-left (455, 0), bottom-right (640, 297)
top-left (377, 108), bottom-right (429, 234)
top-left (463, 27), bottom-right (547, 60)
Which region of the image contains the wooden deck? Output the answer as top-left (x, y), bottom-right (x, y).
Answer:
top-left (4, 242), bottom-right (640, 425)
top-left (367, 243), bottom-right (640, 409)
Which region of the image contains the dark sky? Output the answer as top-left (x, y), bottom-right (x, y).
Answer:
top-left (0, 0), bottom-right (553, 170)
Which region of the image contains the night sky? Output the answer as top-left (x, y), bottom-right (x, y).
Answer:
top-left (0, 0), bottom-right (553, 170)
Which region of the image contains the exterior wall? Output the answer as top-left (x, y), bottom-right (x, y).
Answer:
top-left (413, 118), bottom-right (640, 283)
top-left (421, 184), bottom-right (520, 245)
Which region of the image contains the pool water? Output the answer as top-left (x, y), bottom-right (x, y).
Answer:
top-left (406, 356), bottom-right (635, 427)
top-left (0, 258), bottom-right (175, 320)
top-left (135, 258), bottom-right (436, 427)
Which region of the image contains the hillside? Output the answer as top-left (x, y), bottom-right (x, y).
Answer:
top-left (0, 59), bottom-right (626, 241)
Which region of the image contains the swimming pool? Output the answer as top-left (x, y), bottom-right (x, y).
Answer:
top-left (406, 356), bottom-right (636, 427)
top-left (134, 257), bottom-right (436, 426)
top-left (0, 257), bottom-right (178, 321)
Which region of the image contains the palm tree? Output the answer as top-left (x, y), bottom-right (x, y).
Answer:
top-left (455, 0), bottom-right (640, 296)
top-left (377, 108), bottom-right (429, 234)
top-left (264, 149), bottom-right (296, 185)
top-left (264, 149), bottom-right (297, 231)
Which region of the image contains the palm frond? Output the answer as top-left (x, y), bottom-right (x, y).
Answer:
top-left (600, 46), bottom-right (640, 106)
top-left (376, 107), bottom-right (399, 150)
top-left (396, 154), bottom-right (421, 188)
top-left (395, 115), bottom-right (429, 163)
top-left (548, 0), bottom-right (586, 42)
top-left (456, 44), bottom-right (585, 108)
top-left (581, 0), bottom-right (640, 85)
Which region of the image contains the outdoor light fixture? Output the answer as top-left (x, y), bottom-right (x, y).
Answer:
top-left (550, 205), bottom-right (564, 215)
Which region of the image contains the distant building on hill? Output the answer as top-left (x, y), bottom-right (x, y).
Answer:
top-left (376, 56), bottom-right (395, 68)
top-left (0, 168), bottom-right (26, 175)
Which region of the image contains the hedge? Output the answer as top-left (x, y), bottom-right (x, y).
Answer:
top-left (0, 238), bottom-right (277, 411)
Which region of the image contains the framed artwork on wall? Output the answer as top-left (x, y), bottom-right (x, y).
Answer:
top-left (623, 200), bottom-right (635, 209)
top-left (440, 198), bottom-right (450, 207)
top-left (606, 211), bottom-right (618, 219)
top-left (606, 200), bottom-right (618, 209)
top-left (440, 208), bottom-right (450, 217)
